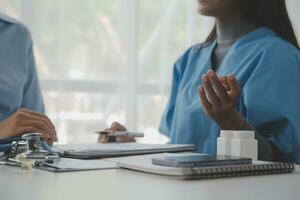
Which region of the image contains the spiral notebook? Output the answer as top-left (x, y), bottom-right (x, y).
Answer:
top-left (116, 153), bottom-right (295, 180)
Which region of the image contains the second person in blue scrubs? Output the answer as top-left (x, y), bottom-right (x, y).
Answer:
top-left (0, 14), bottom-right (57, 144)
top-left (100, 0), bottom-right (300, 164)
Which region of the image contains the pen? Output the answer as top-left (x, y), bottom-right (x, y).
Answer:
top-left (94, 131), bottom-right (144, 138)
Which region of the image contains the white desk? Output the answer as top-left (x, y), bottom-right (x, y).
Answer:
top-left (0, 163), bottom-right (299, 200)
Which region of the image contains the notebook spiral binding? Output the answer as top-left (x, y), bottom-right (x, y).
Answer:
top-left (182, 162), bottom-right (294, 180)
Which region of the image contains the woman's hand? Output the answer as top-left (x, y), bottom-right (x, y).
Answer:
top-left (0, 108), bottom-right (58, 145)
top-left (198, 70), bottom-right (246, 130)
top-left (98, 122), bottom-right (136, 143)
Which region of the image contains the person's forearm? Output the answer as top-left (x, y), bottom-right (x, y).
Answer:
top-left (254, 132), bottom-right (274, 161)
top-left (240, 120), bottom-right (273, 161)
top-left (0, 123), bottom-right (10, 139)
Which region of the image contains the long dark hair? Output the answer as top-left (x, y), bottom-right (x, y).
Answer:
top-left (205, 0), bottom-right (300, 50)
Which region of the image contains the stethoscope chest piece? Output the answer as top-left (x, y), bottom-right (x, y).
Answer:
top-left (20, 133), bottom-right (59, 160)
top-left (13, 133), bottom-right (59, 169)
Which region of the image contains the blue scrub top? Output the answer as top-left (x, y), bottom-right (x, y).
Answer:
top-left (0, 14), bottom-right (44, 121)
top-left (160, 27), bottom-right (300, 164)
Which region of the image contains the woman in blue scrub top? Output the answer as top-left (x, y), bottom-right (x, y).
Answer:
top-left (0, 14), bottom-right (57, 144)
top-left (100, 0), bottom-right (300, 164)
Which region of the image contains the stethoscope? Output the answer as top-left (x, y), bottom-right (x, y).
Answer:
top-left (0, 133), bottom-right (59, 167)
top-left (0, 136), bottom-right (23, 151)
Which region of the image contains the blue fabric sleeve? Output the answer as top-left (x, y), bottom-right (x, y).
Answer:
top-left (159, 62), bottom-right (181, 137)
top-left (243, 59), bottom-right (300, 164)
top-left (158, 46), bottom-right (193, 136)
top-left (21, 29), bottom-right (44, 113)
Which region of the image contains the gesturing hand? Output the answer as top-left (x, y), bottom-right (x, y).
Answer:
top-left (0, 109), bottom-right (58, 145)
top-left (198, 70), bottom-right (245, 130)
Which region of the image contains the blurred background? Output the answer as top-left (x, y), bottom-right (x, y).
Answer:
top-left (0, 0), bottom-right (299, 144)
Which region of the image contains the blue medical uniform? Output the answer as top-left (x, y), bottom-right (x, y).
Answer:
top-left (0, 14), bottom-right (44, 122)
top-left (160, 27), bottom-right (300, 164)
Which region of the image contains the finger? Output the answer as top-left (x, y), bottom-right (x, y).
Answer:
top-left (97, 135), bottom-right (102, 143)
top-left (32, 120), bottom-right (58, 142)
top-left (21, 120), bottom-right (55, 141)
top-left (20, 109), bottom-right (56, 130)
top-left (44, 137), bottom-right (53, 145)
top-left (100, 136), bottom-right (109, 143)
top-left (40, 133), bottom-right (53, 142)
top-left (19, 113), bottom-right (57, 141)
top-left (14, 124), bottom-right (56, 145)
top-left (109, 122), bottom-right (127, 136)
top-left (115, 136), bottom-right (135, 143)
top-left (22, 120), bottom-right (52, 134)
top-left (111, 122), bottom-right (127, 131)
top-left (111, 122), bottom-right (122, 128)
top-left (207, 70), bottom-right (231, 102)
top-left (31, 115), bottom-right (57, 140)
top-left (202, 74), bottom-right (220, 106)
top-left (102, 137), bottom-right (109, 143)
top-left (219, 76), bottom-right (230, 90)
top-left (199, 86), bottom-right (213, 111)
top-left (44, 133), bottom-right (56, 145)
top-left (19, 109), bottom-right (58, 141)
top-left (19, 112), bottom-right (56, 130)
top-left (228, 75), bottom-right (241, 99)
top-left (14, 126), bottom-right (51, 139)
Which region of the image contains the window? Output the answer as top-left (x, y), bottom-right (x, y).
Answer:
top-left (0, 0), bottom-right (213, 144)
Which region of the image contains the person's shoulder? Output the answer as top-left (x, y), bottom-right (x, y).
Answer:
top-left (249, 28), bottom-right (300, 73)
top-left (263, 38), bottom-right (300, 68)
top-left (0, 13), bottom-right (21, 24)
top-left (0, 13), bottom-right (31, 39)
top-left (264, 36), bottom-right (298, 53)
top-left (255, 28), bottom-right (300, 60)
top-left (240, 27), bottom-right (299, 69)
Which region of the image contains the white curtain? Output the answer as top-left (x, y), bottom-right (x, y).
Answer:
top-left (0, 0), bottom-right (298, 144)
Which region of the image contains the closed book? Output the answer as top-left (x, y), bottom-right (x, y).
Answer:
top-left (152, 154), bottom-right (252, 168)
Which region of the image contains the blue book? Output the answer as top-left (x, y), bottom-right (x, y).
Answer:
top-left (152, 154), bottom-right (252, 168)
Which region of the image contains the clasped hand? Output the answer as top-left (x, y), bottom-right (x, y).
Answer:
top-left (0, 109), bottom-right (58, 145)
top-left (98, 122), bottom-right (135, 143)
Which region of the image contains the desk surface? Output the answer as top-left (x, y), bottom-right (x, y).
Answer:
top-left (0, 163), bottom-right (300, 200)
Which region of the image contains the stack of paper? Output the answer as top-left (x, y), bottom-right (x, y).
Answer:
top-left (35, 158), bottom-right (117, 172)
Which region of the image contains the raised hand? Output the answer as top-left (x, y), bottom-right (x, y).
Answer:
top-left (198, 70), bottom-right (246, 130)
